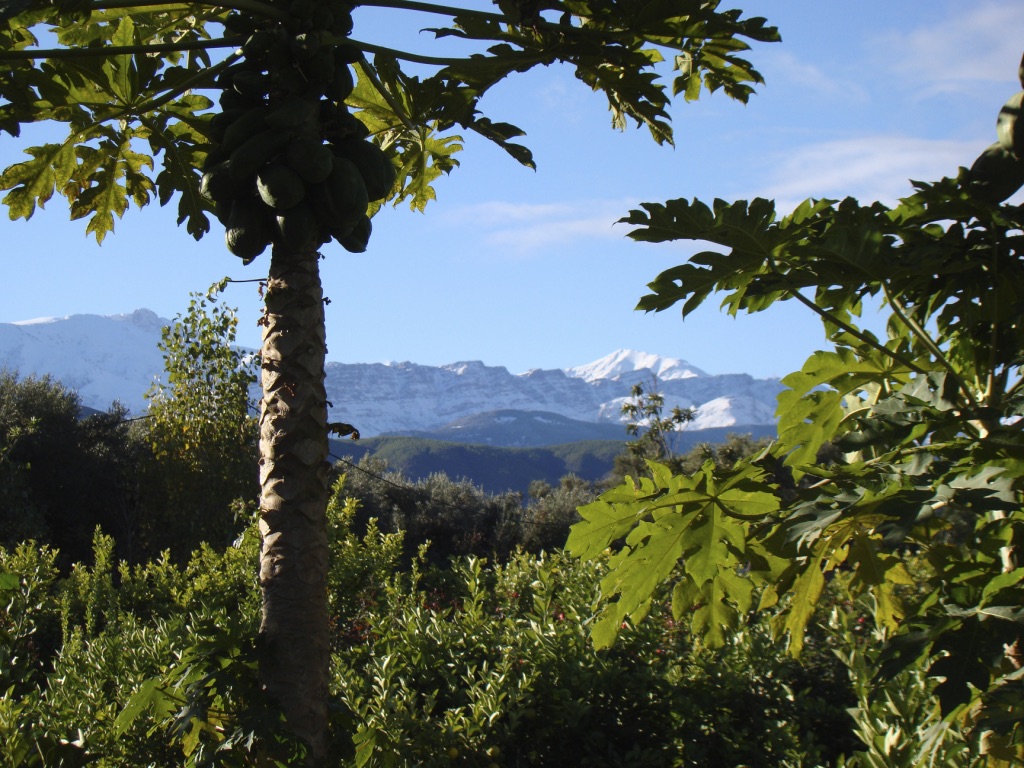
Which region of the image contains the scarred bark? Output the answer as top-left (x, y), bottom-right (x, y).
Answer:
top-left (257, 246), bottom-right (331, 761)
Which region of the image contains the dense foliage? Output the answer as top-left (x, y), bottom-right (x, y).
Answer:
top-left (0, 372), bottom-right (146, 565)
top-left (568, 74), bottom-right (1024, 762)
top-left (1, 476), bottom-right (899, 767)
top-left (0, 287), bottom-right (258, 566)
top-left (0, 309), bottom-right (1001, 765)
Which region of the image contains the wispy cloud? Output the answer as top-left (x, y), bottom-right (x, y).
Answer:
top-left (758, 48), bottom-right (866, 101)
top-left (874, 2), bottom-right (1024, 97)
top-left (752, 136), bottom-right (980, 211)
top-left (443, 199), bottom-right (636, 254)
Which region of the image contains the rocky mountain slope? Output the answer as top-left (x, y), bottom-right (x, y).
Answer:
top-left (0, 312), bottom-right (784, 444)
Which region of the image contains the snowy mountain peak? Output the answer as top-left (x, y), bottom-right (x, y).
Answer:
top-left (0, 312), bottom-right (781, 437)
top-left (114, 308), bottom-right (167, 332)
top-left (565, 349), bottom-right (706, 383)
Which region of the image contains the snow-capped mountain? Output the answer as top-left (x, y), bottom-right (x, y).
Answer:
top-left (564, 349), bottom-right (706, 382)
top-left (0, 309), bottom-right (168, 413)
top-left (0, 312), bottom-right (784, 440)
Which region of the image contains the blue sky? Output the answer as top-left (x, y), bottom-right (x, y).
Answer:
top-left (3, 1), bottom-right (1023, 378)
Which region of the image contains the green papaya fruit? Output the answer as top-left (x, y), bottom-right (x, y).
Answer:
top-left (202, 145), bottom-right (230, 173)
top-left (333, 41), bottom-right (361, 63)
top-left (322, 105), bottom-right (369, 143)
top-left (306, 179), bottom-right (348, 239)
top-left (213, 197), bottom-right (233, 227)
top-left (257, 160), bottom-right (307, 210)
top-left (323, 156), bottom-right (369, 226)
top-left (220, 106), bottom-right (270, 152)
top-left (305, 48), bottom-right (335, 84)
top-left (225, 198), bottom-right (273, 262)
top-left (223, 12), bottom-right (257, 36)
top-left (290, 32), bottom-right (320, 61)
top-left (232, 70), bottom-right (272, 99)
top-left (265, 97), bottom-right (321, 132)
top-left (337, 215), bottom-right (371, 253)
top-left (997, 91), bottom-right (1024, 157)
top-left (329, 4), bottom-right (354, 36)
top-left (274, 202), bottom-right (325, 251)
top-left (228, 129), bottom-right (290, 187)
top-left (242, 29), bottom-right (277, 60)
top-left (284, 137), bottom-right (334, 184)
top-left (311, 6), bottom-right (333, 30)
top-left (325, 60), bottom-right (354, 103)
top-left (332, 137), bottom-right (396, 201)
top-left (289, 0), bottom-right (316, 19)
top-left (219, 88), bottom-right (265, 112)
top-left (215, 63), bottom-right (247, 89)
top-left (207, 108), bottom-right (247, 143)
top-left (200, 161), bottom-right (236, 203)
top-left (967, 142), bottom-right (1024, 204)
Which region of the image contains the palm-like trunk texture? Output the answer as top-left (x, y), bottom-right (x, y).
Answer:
top-left (257, 246), bottom-right (330, 760)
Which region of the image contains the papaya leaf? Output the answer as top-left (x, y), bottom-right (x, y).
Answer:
top-left (777, 550), bottom-right (826, 655)
top-left (350, 60), bottom-right (466, 212)
top-left (928, 626), bottom-right (993, 716)
top-left (777, 347), bottom-right (915, 468)
top-left (566, 496), bottom-right (643, 562)
top-left (1, 141), bottom-right (78, 219)
top-left (392, 130), bottom-right (462, 213)
top-left (847, 531), bottom-right (910, 631)
top-left (140, 108), bottom-right (211, 239)
top-left (66, 133), bottom-right (154, 243)
top-left (113, 677), bottom-right (164, 736)
top-left (580, 460), bottom-right (778, 649)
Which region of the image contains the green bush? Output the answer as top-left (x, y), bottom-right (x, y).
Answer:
top-left (1, 479), bottom-right (873, 767)
top-left (335, 550), bottom-right (851, 767)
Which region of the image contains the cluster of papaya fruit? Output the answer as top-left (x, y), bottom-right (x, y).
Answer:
top-left (967, 52), bottom-right (1024, 204)
top-left (202, 0), bottom-right (397, 262)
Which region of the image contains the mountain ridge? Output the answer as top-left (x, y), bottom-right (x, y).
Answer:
top-left (0, 310), bottom-right (785, 444)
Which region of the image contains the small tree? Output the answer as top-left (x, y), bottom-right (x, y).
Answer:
top-left (141, 281), bottom-right (259, 557)
top-left (611, 378), bottom-right (694, 481)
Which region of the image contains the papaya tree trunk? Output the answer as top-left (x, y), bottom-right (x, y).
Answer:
top-left (257, 245), bottom-right (331, 760)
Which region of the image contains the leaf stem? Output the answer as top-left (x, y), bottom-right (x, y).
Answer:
top-left (357, 0), bottom-right (508, 25)
top-left (91, 0), bottom-right (288, 21)
top-left (129, 51), bottom-right (239, 115)
top-left (765, 256), bottom-right (926, 376)
top-left (0, 36), bottom-right (244, 60)
top-left (881, 283), bottom-right (979, 410)
top-left (344, 36), bottom-right (473, 67)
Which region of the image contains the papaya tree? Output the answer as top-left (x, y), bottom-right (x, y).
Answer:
top-left (0, 0), bottom-right (779, 757)
top-left (567, 56), bottom-right (1024, 761)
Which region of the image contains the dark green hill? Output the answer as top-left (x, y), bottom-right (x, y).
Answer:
top-left (329, 436), bottom-right (624, 494)
top-left (329, 423), bottom-right (777, 495)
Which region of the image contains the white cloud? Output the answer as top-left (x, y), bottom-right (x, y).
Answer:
top-left (753, 136), bottom-right (980, 210)
top-left (875, 2), bottom-right (1024, 97)
top-left (758, 49), bottom-right (866, 101)
top-left (443, 199), bottom-right (635, 254)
